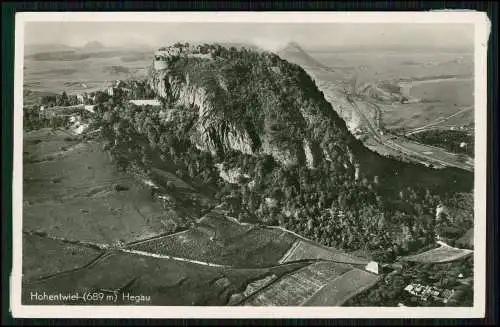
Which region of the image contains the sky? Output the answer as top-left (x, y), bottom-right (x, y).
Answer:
top-left (24, 22), bottom-right (475, 51)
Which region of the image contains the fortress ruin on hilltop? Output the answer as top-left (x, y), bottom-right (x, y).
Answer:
top-left (153, 43), bottom-right (214, 70)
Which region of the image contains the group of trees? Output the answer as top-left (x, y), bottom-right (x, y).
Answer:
top-left (23, 104), bottom-right (73, 131)
top-left (408, 129), bottom-right (474, 157)
top-left (23, 105), bottom-right (49, 131)
top-left (40, 91), bottom-right (80, 108)
top-left (95, 96), bottom-right (221, 194)
top-left (212, 149), bottom-right (443, 262)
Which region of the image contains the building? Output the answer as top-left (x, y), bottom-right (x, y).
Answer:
top-left (354, 163), bottom-right (361, 181)
top-left (153, 59), bottom-right (168, 70)
top-left (106, 87), bottom-right (114, 96)
top-left (129, 99), bottom-right (162, 107)
top-left (404, 283), bottom-right (454, 303)
top-left (121, 87), bottom-right (132, 95)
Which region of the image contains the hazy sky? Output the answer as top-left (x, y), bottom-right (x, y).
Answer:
top-left (24, 22), bottom-right (474, 50)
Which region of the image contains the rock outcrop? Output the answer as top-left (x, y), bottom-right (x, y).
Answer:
top-left (148, 44), bottom-right (358, 169)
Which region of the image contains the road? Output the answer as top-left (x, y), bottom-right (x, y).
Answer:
top-left (306, 67), bottom-right (474, 172)
top-left (405, 106), bottom-right (473, 136)
top-left (350, 99), bottom-right (473, 172)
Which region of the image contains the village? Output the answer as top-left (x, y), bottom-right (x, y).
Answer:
top-left (37, 79), bottom-right (162, 132)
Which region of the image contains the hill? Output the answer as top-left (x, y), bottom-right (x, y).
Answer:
top-left (89, 43), bottom-right (473, 264)
top-left (82, 41), bottom-right (105, 50)
top-left (277, 41), bottom-right (332, 71)
top-left (149, 43), bottom-right (355, 169)
top-left (148, 43), bottom-right (472, 188)
top-left (23, 42), bottom-right (476, 306)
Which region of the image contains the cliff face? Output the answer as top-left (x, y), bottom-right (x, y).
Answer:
top-left (148, 44), bottom-right (358, 170)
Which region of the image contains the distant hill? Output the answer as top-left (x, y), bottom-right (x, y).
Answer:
top-left (24, 43), bottom-right (74, 56)
top-left (82, 41), bottom-right (105, 50)
top-left (277, 41), bottom-right (331, 70)
top-left (309, 44), bottom-right (474, 54)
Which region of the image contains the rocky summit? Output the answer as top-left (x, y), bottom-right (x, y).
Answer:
top-left (148, 43), bottom-right (358, 170)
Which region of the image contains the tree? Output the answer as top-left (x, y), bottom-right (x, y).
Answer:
top-left (40, 95), bottom-right (57, 107)
top-left (94, 91), bottom-right (110, 105)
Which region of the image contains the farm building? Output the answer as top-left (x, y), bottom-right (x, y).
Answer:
top-left (129, 99), bottom-right (162, 107)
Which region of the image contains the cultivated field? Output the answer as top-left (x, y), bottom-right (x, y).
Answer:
top-left (307, 50), bottom-right (474, 131)
top-left (129, 210), bottom-right (297, 267)
top-left (279, 240), bottom-right (371, 266)
top-left (407, 78), bottom-right (473, 106)
top-left (241, 261), bottom-right (375, 306)
top-left (302, 268), bottom-right (381, 306)
top-left (23, 129), bottom-right (194, 245)
top-left (309, 50), bottom-right (473, 85)
top-left (379, 101), bottom-right (474, 132)
top-left (23, 233), bottom-right (103, 282)
top-left (129, 211), bottom-right (374, 268)
top-left (23, 251), bottom-right (306, 306)
top-left (23, 47), bottom-right (154, 105)
top-left (401, 244), bottom-right (473, 263)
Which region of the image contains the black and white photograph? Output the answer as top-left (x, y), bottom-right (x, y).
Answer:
top-left (11, 12), bottom-right (489, 319)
